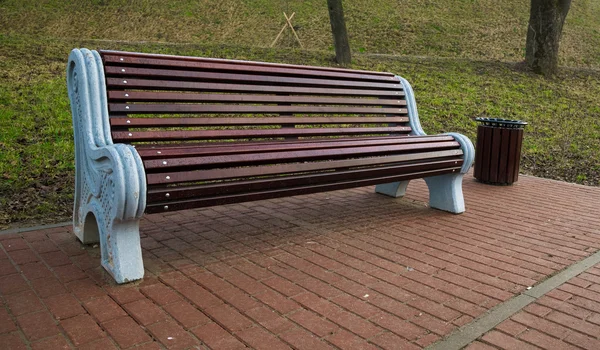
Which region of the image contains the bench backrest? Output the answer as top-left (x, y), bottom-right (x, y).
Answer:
top-left (99, 50), bottom-right (410, 145)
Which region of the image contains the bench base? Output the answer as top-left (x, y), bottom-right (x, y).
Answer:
top-left (375, 172), bottom-right (466, 213)
top-left (77, 210), bottom-right (144, 284)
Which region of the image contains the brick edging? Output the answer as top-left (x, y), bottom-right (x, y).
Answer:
top-left (426, 249), bottom-right (600, 350)
top-left (0, 222), bottom-right (72, 236)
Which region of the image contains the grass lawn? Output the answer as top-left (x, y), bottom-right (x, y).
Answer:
top-left (1, 0), bottom-right (600, 228)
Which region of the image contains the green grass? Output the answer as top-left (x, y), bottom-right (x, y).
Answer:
top-left (1, 0), bottom-right (599, 67)
top-left (1, 1), bottom-right (600, 228)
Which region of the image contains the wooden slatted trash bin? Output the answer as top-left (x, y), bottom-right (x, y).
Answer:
top-left (474, 118), bottom-right (527, 185)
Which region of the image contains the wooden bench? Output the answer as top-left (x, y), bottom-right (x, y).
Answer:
top-left (67, 48), bottom-right (474, 283)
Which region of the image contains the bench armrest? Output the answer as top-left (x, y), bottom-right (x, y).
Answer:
top-left (67, 49), bottom-right (147, 232)
top-left (398, 76), bottom-right (474, 173)
top-left (398, 76), bottom-right (426, 136)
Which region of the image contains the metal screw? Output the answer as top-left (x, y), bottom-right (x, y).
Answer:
top-left (162, 161), bottom-right (167, 165)
top-left (121, 69), bottom-right (125, 72)
top-left (157, 151), bottom-right (162, 154)
top-left (166, 176), bottom-right (170, 180)
top-left (165, 193), bottom-right (170, 198)
top-left (128, 133), bottom-right (132, 136)
top-left (123, 80), bottom-right (127, 84)
top-left (125, 93), bottom-right (129, 97)
top-left (125, 106), bottom-right (130, 110)
top-left (120, 58), bottom-right (124, 61)
top-left (126, 120), bottom-right (131, 124)
top-left (164, 205), bottom-right (169, 210)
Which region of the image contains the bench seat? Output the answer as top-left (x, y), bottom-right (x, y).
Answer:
top-left (139, 135), bottom-right (464, 213)
top-left (66, 48), bottom-right (474, 283)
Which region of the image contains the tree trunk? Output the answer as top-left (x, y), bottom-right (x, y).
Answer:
top-left (525, 0), bottom-right (571, 76)
top-left (327, 0), bottom-right (351, 65)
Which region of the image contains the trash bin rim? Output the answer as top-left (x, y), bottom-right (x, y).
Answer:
top-left (474, 117), bottom-right (528, 128)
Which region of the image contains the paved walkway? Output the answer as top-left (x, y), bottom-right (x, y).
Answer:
top-left (1, 175), bottom-right (600, 349)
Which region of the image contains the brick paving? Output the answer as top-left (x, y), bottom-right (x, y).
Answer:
top-left (0, 175), bottom-right (600, 349)
top-left (471, 263), bottom-right (600, 350)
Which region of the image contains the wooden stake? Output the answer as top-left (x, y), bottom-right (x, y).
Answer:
top-left (270, 12), bottom-right (303, 48)
top-left (285, 12), bottom-right (304, 48)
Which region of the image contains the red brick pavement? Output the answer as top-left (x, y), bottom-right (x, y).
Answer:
top-left (0, 175), bottom-right (599, 349)
top-left (471, 263), bottom-right (600, 350)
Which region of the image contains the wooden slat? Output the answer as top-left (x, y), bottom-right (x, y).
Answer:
top-left (107, 91), bottom-right (407, 106)
top-left (146, 149), bottom-right (464, 184)
top-left (481, 126), bottom-right (493, 181)
top-left (497, 128), bottom-right (510, 184)
top-left (112, 127), bottom-right (412, 142)
top-left (110, 117), bottom-right (409, 127)
top-left (104, 66), bottom-right (400, 90)
top-left (101, 50), bottom-right (394, 78)
top-left (147, 159), bottom-right (463, 202)
top-left (511, 128), bottom-right (523, 182)
top-left (102, 55), bottom-right (396, 82)
top-left (489, 128), bottom-right (502, 183)
top-left (108, 103), bottom-right (407, 115)
top-left (135, 135), bottom-right (455, 159)
top-left (474, 125), bottom-right (484, 180)
top-left (135, 135), bottom-right (404, 150)
top-left (105, 78), bottom-right (404, 97)
top-left (143, 141), bottom-right (461, 170)
top-left (145, 167), bottom-right (459, 213)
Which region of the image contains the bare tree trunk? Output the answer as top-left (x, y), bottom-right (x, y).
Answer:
top-left (525, 0), bottom-right (571, 76)
top-left (327, 0), bottom-right (351, 65)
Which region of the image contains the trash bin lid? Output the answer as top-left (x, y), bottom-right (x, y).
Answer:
top-left (475, 117), bottom-right (527, 128)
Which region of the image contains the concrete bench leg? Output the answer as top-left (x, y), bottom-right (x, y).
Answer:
top-left (375, 181), bottom-right (410, 198)
top-left (80, 210), bottom-right (144, 283)
top-left (68, 48), bottom-right (147, 284)
top-left (424, 173), bottom-right (465, 214)
top-left (71, 144), bottom-right (146, 283)
top-left (375, 174), bottom-right (465, 214)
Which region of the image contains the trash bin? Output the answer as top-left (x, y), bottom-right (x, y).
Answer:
top-left (474, 118), bottom-right (527, 185)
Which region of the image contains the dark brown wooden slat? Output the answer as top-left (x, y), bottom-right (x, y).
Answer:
top-left (109, 103), bottom-right (408, 115)
top-left (506, 129), bottom-right (517, 183)
top-left (489, 128), bottom-right (502, 183)
top-left (146, 159), bottom-right (463, 202)
top-left (135, 135), bottom-right (404, 150)
top-left (110, 117), bottom-right (409, 127)
top-left (105, 78), bottom-right (404, 97)
top-left (146, 149), bottom-right (464, 185)
top-left (481, 126), bottom-right (493, 181)
top-left (511, 128), bottom-right (524, 182)
top-left (134, 136), bottom-right (406, 154)
top-left (102, 55), bottom-right (398, 83)
top-left (497, 128), bottom-right (511, 184)
top-left (143, 141), bottom-right (461, 170)
top-left (136, 135), bottom-right (456, 159)
top-left (105, 66), bottom-right (402, 90)
top-left (474, 125), bottom-right (484, 179)
top-left (112, 127), bottom-right (412, 142)
top-left (145, 167), bottom-right (459, 213)
top-left (107, 91), bottom-right (407, 106)
top-left (100, 50), bottom-right (394, 77)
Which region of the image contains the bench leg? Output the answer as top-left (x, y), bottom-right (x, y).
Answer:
top-left (80, 209), bottom-right (144, 284)
top-left (68, 49), bottom-right (147, 284)
top-left (424, 173), bottom-right (465, 214)
top-left (375, 181), bottom-right (410, 198)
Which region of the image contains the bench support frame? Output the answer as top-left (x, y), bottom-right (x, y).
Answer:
top-left (375, 78), bottom-right (475, 214)
top-left (67, 49), bottom-right (147, 283)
